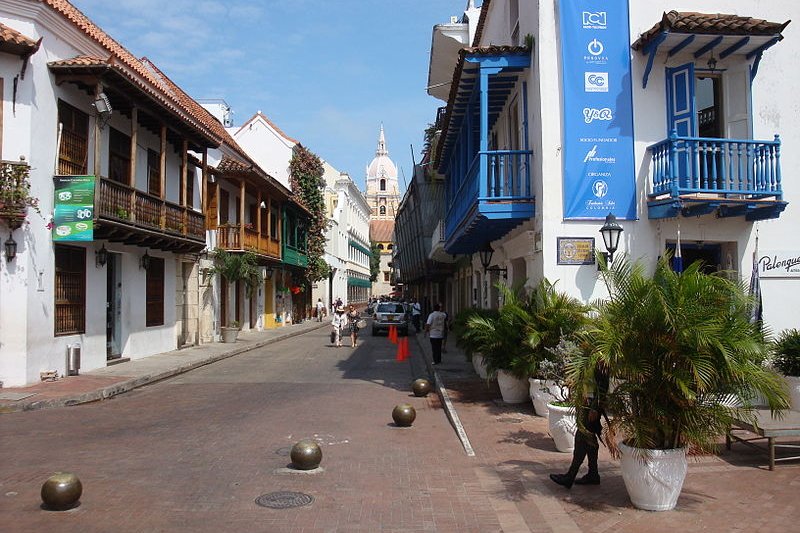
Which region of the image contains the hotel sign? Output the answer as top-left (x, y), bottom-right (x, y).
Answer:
top-left (759, 251), bottom-right (800, 278)
top-left (557, 237), bottom-right (595, 265)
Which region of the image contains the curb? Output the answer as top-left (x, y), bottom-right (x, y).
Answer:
top-left (1, 322), bottom-right (328, 414)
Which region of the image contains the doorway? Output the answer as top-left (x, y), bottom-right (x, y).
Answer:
top-left (106, 253), bottom-right (121, 360)
top-left (667, 242), bottom-right (721, 274)
top-left (179, 262), bottom-right (192, 346)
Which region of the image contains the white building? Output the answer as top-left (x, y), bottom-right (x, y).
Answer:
top-left (226, 111), bottom-right (297, 191)
top-left (0, 1), bottom-right (220, 386)
top-left (427, 1), bottom-right (798, 334)
top-left (365, 126), bottom-right (401, 297)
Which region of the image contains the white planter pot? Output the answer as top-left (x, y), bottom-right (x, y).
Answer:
top-left (220, 327), bottom-right (239, 343)
top-left (547, 403), bottom-right (576, 453)
top-left (529, 379), bottom-right (568, 417)
top-left (785, 375), bottom-right (800, 411)
top-left (496, 370), bottom-right (530, 404)
top-left (619, 442), bottom-right (687, 511)
top-left (472, 353), bottom-right (489, 380)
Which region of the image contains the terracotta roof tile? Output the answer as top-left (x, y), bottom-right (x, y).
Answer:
top-left (43, 1), bottom-right (223, 143)
top-left (370, 219), bottom-right (395, 242)
top-left (633, 11), bottom-right (790, 51)
top-left (0, 22), bottom-right (39, 56)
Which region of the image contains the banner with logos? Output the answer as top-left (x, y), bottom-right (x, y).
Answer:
top-left (758, 251), bottom-right (800, 278)
top-left (559, 0), bottom-right (636, 220)
top-left (52, 176), bottom-right (95, 241)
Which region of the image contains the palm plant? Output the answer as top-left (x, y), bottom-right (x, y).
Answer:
top-left (773, 329), bottom-right (800, 377)
top-left (210, 249), bottom-right (262, 297)
top-left (569, 256), bottom-right (789, 457)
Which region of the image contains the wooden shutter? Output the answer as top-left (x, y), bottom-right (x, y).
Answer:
top-left (145, 257), bottom-right (165, 327)
top-left (54, 245), bottom-right (86, 335)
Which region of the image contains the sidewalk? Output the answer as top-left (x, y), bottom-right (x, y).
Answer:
top-left (0, 320), bottom-right (328, 414)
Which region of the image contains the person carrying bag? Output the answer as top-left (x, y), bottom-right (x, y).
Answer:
top-left (330, 305), bottom-right (348, 347)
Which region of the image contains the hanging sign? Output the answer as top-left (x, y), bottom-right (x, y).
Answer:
top-left (559, 0), bottom-right (637, 220)
top-left (52, 176), bottom-right (95, 241)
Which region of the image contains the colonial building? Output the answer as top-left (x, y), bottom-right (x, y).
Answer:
top-left (365, 126), bottom-right (401, 297)
top-left (411, 0), bottom-right (797, 335)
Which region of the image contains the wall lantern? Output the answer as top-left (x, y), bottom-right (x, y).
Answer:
top-left (4, 234), bottom-right (17, 262)
top-left (264, 266), bottom-right (274, 281)
top-left (140, 250), bottom-right (151, 271)
top-left (599, 213), bottom-right (624, 265)
top-left (95, 244), bottom-right (108, 268)
top-left (92, 91), bottom-right (112, 129)
top-left (478, 243), bottom-right (507, 278)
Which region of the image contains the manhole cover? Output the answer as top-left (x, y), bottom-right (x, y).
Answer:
top-left (274, 446), bottom-right (292, 456)
top-left (255, 491), bottom-right (314, 509)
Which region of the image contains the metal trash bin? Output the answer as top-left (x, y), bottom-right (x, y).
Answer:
top-left (66, 343), bottom-right (81, 376)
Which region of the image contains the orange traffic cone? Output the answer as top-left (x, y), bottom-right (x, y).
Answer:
top-left (395, 336), bottom-right (409, 361)
top-left (389, 325), bottom-right (398, 344)
top-left (402, 337), bottom-right (410, 360)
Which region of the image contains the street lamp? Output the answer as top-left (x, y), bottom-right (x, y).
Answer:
top-left (95, 244), bottom-right (108, 268)
top-left (140, 250), bottom-right (151, 271)
top-left (264, 266), bottom-right (274, 281)
top-left (4, 234), bottom-right (17, 262)
top-left (478, 243), bottom-right (507, 278)
top-left (599, 213), bottom-right (623, 265)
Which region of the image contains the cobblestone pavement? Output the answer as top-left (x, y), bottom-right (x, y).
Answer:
top-left (1, 320), bottom-right (800, 532)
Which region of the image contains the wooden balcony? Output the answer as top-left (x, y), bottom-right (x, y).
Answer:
top-left (94, 176), bottom-right (206, 252)
top-left (647, 132), bottom-right (787, 220)
top-left (216, 224), bottom-right (280, 259)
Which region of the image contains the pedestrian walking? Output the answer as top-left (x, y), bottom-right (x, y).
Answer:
top-left (315, 298), bottom-right (325, 322)
top-left (331, 305), bottom-right (348, 347)
top-left (346, 305), bottom-right (361, 348)
top-left (424, 303), bottom-right (448, 365)
top-left (440, 303), bottom-right (451, 353)
top-left (411, 298), bottom-right (421, 332)
top-left (550, 365), bottom-right (609, 488)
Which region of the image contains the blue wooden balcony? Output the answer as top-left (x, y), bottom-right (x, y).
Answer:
top-left (647, 132), bottom-right (787, 220)
top-left (444, 150), bottom-right (534, 254)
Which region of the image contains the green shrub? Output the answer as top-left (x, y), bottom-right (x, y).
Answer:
top-left (773, 329), bottom-right (800, 377)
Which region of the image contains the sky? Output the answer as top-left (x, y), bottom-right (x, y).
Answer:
top-left (71, 0), bottom-right (467, 193)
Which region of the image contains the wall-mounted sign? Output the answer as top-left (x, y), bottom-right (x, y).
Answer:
top-left (758, 251), bottom-right (800, 278)
top-left (559, 0), bottom-right (636, 220)
top-left (52, 176), bottom-right (95, 241)
top-left (557, 237), bottom-right (595, 265)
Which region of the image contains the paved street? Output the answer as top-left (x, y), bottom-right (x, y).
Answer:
top-left (2, 322), bottom-right (800, 532)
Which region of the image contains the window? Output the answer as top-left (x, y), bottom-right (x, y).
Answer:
top-left (509, 0), bottom-right (520, 45)
top-left (185, 164), bottom-right (195, 208)
top-left (387, 244), bottom-right (393, 250)
top-left (219, 189), bottom-right (230, 224)
top-left (146, 256), bottom-right (165, 327)
top-left (147, 149), bottom-right (160, 196)
top-left (270, 201), bottom-right (279, 239)
top-left (380, 179), bottom-right (386, 191)
top-left (383, 271), bottom-right (390, 282)
top-left (54, 245), bottom-right (86, 335)
top-left (57, 100), bottom-right (89, 175)
top-left (109, 128), bottom-right (131, 183)
top-left (379, 205), bottom-right (386, 216)
top-left (378, 243), bottom-right (384, 250)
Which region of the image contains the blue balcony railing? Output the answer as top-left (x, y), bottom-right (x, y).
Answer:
top-left (445, 149), bottom-right (533, 249)
top-left (648, 133), bottom-right (782, 199)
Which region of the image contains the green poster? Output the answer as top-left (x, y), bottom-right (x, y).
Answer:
top-left (52, 176), bottom-right (95, 241)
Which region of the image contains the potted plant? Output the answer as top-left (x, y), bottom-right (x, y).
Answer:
top-left (0, 158), bottom-right (39, 229)
top-left (525, 279), bottom-right (589, 417)
top-left (209, 249), bottom-right (262, 341)
top-left (221, 320), bottom-right (241, 343)
top-left (539, 338), bottom-right (581, 453)
top-left (453, 308), bottom-right (498, 380)
top-left (461, 283), bottom-right (534, 403)
top-left (772, 328), bottom-right (800, 410)
top-left (570, 256), bottom-right (789, 511)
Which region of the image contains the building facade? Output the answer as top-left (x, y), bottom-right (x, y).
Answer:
top-left (412, 0), bottom-right (798, 336)
top-left (365, 126), bottom-right (401, 297)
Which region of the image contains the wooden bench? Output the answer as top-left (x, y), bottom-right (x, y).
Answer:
top-left (726, 409), bottom-right (800, 470)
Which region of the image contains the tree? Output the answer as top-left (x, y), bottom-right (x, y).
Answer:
top-left (289, 145), bottom-right (330, 284)
top-left (369, 242), bottom-right (381, 282)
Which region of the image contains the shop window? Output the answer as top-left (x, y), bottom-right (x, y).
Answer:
top-left (146, 256), bottom-right (165, 327)
top-left (54, 245), bottom-right (86, 335)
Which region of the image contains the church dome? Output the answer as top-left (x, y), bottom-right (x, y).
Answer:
top-left (366, 125), bottom-right (398, 180)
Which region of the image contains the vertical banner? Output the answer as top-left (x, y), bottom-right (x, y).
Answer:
top-left (52, 176), bottom-right (95, 241)
top-left (560, 0), bottom-right (636, 220)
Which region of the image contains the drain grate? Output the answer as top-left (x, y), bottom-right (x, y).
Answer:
top-left (274, 446), bottom-right (292, 457)
top-left (255, 491), bottom-right (314, 509)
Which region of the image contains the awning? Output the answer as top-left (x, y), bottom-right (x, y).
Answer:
top-left (348, 239), bottom-right (373, 257)
top-left (632, 12), bottom-right (790, 88)
top-left (347, 277), bottom-right (371, 288)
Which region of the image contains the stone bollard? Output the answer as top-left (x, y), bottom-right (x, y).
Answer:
top-left (411, 378), bottom-right (431, 397)
top-left (392, 403), bottom-right (416, 427)
top-left (41, 472), bottom-right (82, 511)
top-left (290, 439), bottom-right (322, 470)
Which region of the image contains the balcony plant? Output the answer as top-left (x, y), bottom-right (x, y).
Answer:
top-left (772, 328), bottom-right (800, 410)
top-left (0, 159), bottom-right (40, 229)
top-left (569, 256), bottom-right (789, 511)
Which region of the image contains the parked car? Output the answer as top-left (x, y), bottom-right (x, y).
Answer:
top-left (372, 302), bottom-right (410, 336)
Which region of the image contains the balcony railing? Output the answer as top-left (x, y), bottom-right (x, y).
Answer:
top-left (216, 224), bottom-right (280, 258)
top-left (445, 149), bottom-right (533, 242)
top-left (96, 177), bottom-right (205, 241)
top-left (648, 133), bottom-right (782, 199)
